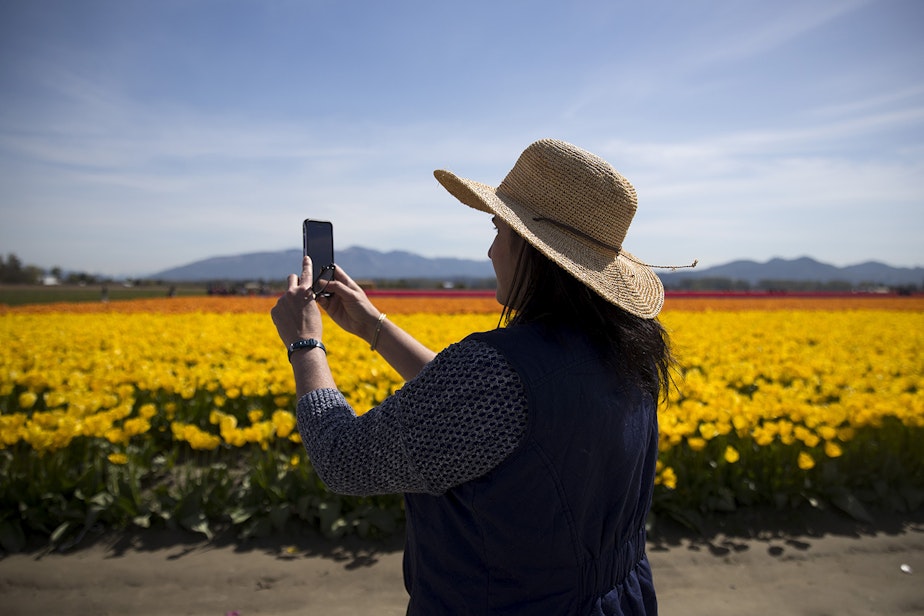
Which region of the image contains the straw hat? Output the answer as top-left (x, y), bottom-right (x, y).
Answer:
top-left (434, 138), bottom-right (665, 319)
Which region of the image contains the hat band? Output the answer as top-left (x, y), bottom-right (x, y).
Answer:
top-left (534, 216), bottom-right (699, 271)
top-left (532, 217), bottom-right (620, 254)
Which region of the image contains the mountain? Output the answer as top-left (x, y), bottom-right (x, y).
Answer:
top-left (149, 250), bottom-right (923, 287)
top-left (149, 246), bottom-right (496, 282)
top-left (659, 256), bottom-right (924, 287)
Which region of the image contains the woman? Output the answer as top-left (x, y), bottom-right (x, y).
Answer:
top-left (271, 139), bottom-right (680, 615)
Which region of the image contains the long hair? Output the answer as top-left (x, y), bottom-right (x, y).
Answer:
top-left (501, 241), bottom-right (676, 403)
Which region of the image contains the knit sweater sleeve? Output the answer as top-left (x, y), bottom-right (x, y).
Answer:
top-left (295, 337), bottom-right (528, 496)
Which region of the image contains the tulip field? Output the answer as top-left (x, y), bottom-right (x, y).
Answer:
top-left (1, 293), bottom-right (922, 551)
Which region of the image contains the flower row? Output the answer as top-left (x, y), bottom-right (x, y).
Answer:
top-left (1, 298), bottom-right (921, 546)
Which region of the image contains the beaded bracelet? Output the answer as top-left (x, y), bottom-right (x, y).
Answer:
top-left (370, 313), bottom-right (387, 351)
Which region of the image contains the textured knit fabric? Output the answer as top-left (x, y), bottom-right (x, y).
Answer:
top-left (403, 323), bottom-right (658, 615)
top-left (295, 338), bottom-right (528, 495)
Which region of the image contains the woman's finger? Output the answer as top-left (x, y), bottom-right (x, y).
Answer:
top-left (300, 255), bottom-right (313, 284)
top-left (332, 265), bottom-right (363, 292)
top-left (319, 279), bottom-right (344, 297)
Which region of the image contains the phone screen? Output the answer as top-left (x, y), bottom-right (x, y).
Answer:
top-left (302, 219), bottom-right (334, 294)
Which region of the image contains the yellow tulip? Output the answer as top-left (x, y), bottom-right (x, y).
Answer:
top-left (724, 446), bottom-right (740, 464)
top-left (797, 451), bottom-right (816, 470)
top-left (107, 452), bottom-right (129, 465)
top-left (687, 437), bottom-right (708, 452)
top-left (272, 410), bottom-right (296, 439)
top-left (18, 391), bottom-right (38, 409)
top-left (824, 441), bottom-right (843, 458)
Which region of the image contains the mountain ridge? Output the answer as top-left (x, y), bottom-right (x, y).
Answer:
top-left (660, 255), bottom-right (923, 286)
top-left (150, 246), bottom-right (496, 282)
top-left (148, 249), bottom-right (924, 287)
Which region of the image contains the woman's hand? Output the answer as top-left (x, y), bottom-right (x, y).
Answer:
top-left (272, 259), bottom-right (434, 382)
top-left (271, 255), bottom-right (324, 347)
top-left (321, 264), bottom-right (436, 380)
top-left (316, 264), bottom-right (383, 344)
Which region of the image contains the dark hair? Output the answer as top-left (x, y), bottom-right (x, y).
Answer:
top-left (501, 241), bottom-right (676, 403)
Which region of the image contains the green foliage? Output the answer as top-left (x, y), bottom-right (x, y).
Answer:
top-left (0, 284), bottom-right (208, 306)
top-left (3, 417), bottom-right (922, 552)
top-left (651, 419), bottom-right (924, 533)
top-left (0, 438), bottom-right (405, 552)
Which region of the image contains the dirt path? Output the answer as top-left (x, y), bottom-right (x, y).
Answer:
top-left (2, 508), bottom-right (922, 615)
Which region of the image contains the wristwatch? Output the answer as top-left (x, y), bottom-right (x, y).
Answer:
top-left (287, 338), bottom-right (326, 361)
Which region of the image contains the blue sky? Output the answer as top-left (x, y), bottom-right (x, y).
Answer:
top-left (1, 0), bottom-right (922, 277)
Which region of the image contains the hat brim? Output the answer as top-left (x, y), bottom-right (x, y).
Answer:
top-left (434, 169), bottom-right (664, 319)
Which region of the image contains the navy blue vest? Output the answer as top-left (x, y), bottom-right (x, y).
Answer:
top-left (403, 322), bottom-right (659, 615)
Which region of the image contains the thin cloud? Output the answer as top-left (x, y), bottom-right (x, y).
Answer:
top-left (689, 0), bottom-right (874, 67)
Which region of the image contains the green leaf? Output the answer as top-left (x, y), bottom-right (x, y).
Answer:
top-left (708, 488), bottom-right (737, 512)
top-left (325, 517), bottom-right (349, 539)
top-left (49, 522), bottom-right (73, 546)
top-left (317, 500), bottom-right (341, 533)
top-left (228, 507), bottom-right (254, 525)
top-left (294, 495), bottom-right (316, 519)
top-left (830, 489), bottom-right (874, 523)
top-left (0, 519), bottom-right (27, 553)
top-left (365, 508), bottom-right (398, 535)
top-left (180, 512), bottom-right (212, 540)
top-left (661, 506), bottom-right (704, 534)
top-left (269, 504), bottom-right (289, 531)
top-left (88, 491), bottom-right (115, 512)
top-left (246, 516), bottom-right (274, 539)
top-left (115, 495), bottom-right (139, 517)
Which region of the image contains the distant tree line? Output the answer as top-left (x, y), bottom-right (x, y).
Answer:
top-left (363, 277), bottom-right (498, 291)
top-left (0, 253), bottom-right (106, 285)
top-left (663, 276), bottom-right (919, 294)
top-left (1, 254), bottom-right (45, 284)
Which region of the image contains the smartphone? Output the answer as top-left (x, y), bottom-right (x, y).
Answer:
top-left (302, 219), bottom-right (335, 295)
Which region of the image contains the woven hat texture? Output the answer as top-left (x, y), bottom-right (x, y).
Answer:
top-left (434, 138), bottom-right (664, 318)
